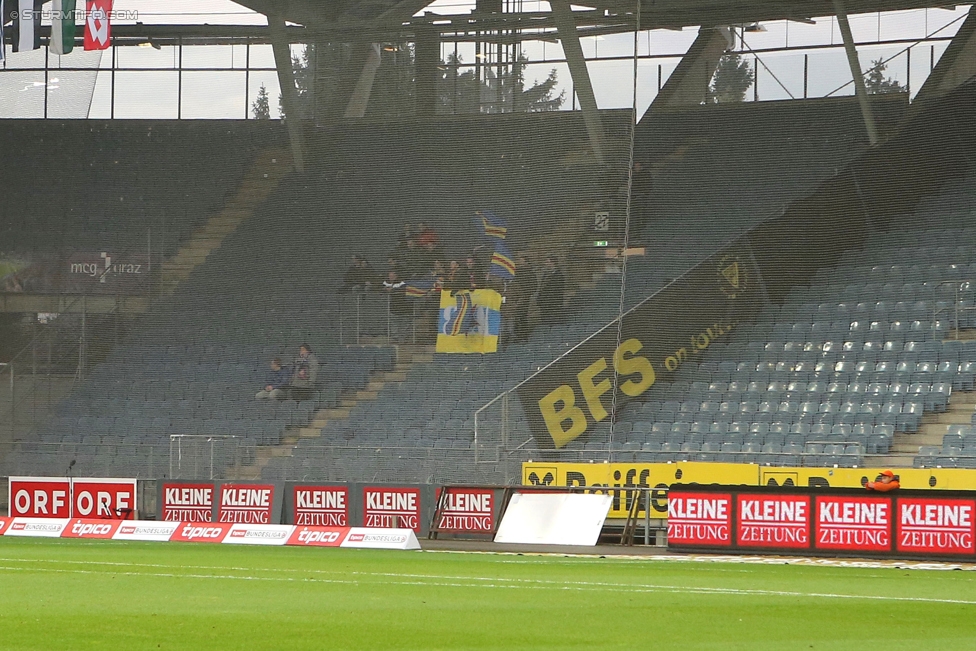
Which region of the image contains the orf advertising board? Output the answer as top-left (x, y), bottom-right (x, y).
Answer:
top-left (217, 483), bottom-right (278, 524)
top-left (896, 497), bottom-right (975, 556)
top-left (8, 477), bottom-right (137, 519)
top-left (363, 486), bottom-right (422, 531)
top-left (814, 495), bottom-right (892, 553)
top-left (292, 485), bottom-right (349, 526)
top-left (736, 494), bottom-right (810, 549)
top-left (435, 488), bottom-right (495, 533)
top-left (666, 492), bottom-right (732, 547)
top-left (161, 482), bottom-right (214, 522)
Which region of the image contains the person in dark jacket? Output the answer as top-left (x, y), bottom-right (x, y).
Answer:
top-left (538, 256), bottom-right (565, 323)
top-left (288, 344), bottom-right (319, 401)
top-left (512, 252), bottom-right (537, 342)
top-left (255, 358), bottom-right (291, 400)
top-left (341, 255), bottom-right (376, 293)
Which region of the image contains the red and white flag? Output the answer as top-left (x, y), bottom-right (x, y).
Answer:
top-left (84, 0), bottom-right (112, 50)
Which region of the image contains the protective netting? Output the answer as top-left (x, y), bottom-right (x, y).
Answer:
top-left (1, 3), bottom-right (975, 487)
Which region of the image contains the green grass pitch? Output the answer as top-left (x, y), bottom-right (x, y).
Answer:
top-left (0, 538), bottom-right (974, 650)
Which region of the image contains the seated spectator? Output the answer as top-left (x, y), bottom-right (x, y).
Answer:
top-left (865, 470), bottom-right (900, 492)
top-left (538, 256), bottom-right (565, 322)
top-left (289, 344), bottom-right (319, 401)
top-left (341, 255), bottom-right (376, 293)
top-left (2, 274), bottom-right (24, 293)
top-left (255, 358), bottom-right (291, 400)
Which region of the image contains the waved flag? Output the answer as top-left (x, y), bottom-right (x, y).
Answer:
top-left (489, 243), bottom-right (516, 281)
top-left (51, 0), bottom-right (77, 56)
top-left (474, 210), bottom-right (507, 240)
top-left (403, 277), bottom-right (434, 298)
top-left (436, 289), bottom-right (502, 354)
top-left (84, 0), bottom-right (112, 51)
top-left (11, 0), bottom-right (40, 52)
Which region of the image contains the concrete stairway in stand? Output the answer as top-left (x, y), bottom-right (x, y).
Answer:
top-left (159, 147), bottom-right (291, 296)
top-left (233, 344), bottom-right (435, 480)
top-left (868, 390), bottom-right (976, 467)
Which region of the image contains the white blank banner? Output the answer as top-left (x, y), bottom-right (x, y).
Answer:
top-left (494, 492), bottom-right (612, 546)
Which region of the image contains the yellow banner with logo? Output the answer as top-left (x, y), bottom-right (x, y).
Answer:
top-left (522, 462), bottom-right (976, 519)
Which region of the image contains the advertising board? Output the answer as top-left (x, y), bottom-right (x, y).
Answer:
top-left (217, 483), bottom-right (276, 524)
top-left (434, 487), bottom-right (495, 533)
top-left (113, 521), bottom-right (182, 542)
top-left (168, 522), bottom-right (234, 543)
top-left (667, 492), bottom-right (732, 547)
top-left (222, 524), bottom-right (295, 546)
top-left (895, 497), bottom-right (975, 555)
top-left (736, 494), bottom-right (810, 549)
top-left (669, 485), bottom-right (976, 561)
top-left (8, 477), bottom-right (137, 519)
top-left (61, 519), bottom-right (123, 539)
top-left (363, 486), bottom-right (421, 531)
top-left (3, 518), bottom-right (70, 537)
top-left (814, 495), bottom-right (892, 552)
top-left (161, 482), bottom-right (214, 522)
top-left (292, 485), bottom-right (349, 526)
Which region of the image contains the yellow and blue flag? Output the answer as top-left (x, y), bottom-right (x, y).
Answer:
top-left (436, 289), bottom-right (502, 354)
top-left (474, 210), bottom-right (507, 240)
top-left (404, 278), bottom-right (434, 298)
top-left (489, 243), bottom-right (516, 280)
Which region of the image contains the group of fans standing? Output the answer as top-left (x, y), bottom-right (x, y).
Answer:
top-left (340, 217), bottom-right (566, 345)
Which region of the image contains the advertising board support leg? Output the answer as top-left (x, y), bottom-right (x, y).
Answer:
top-left (356, 294), bottom-right (361, 345)
top-left (645, 489), bottom-right (650, 546)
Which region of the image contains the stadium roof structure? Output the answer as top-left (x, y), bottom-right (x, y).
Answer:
top-left (233, 0), bottom-right (966, 33)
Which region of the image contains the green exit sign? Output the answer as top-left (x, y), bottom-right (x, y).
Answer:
top-left (594, 240), bottom-right (609, 247)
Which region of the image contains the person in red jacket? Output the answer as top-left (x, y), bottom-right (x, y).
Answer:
top-left (866, 469), bottom-right (900, 492)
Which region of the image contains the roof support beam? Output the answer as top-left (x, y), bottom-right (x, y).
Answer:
top-left (551, 0), bottom-right (605, 165)
top-left (912, 5), bottom-right (976, 109)
top-left (344, 43), bottom-right (383, 117)
top-left (833, 0), bottom-right (879, 146)
top-left (645, 26), bottom-right (732, 115)
top-left (269, 16), bottom-right (306, 173)
top-left (414, 24), bottom-right (439, 117)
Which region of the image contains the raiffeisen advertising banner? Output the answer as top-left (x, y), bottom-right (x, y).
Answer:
top-left (666, 492), bottom-right (732, 547)
top-left (736, 494), bottom-right (810, 549)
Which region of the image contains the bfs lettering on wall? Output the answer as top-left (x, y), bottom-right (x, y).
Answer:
top-left (516, 243), bottom-right (763, 449)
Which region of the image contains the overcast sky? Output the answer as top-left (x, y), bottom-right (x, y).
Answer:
top-left (0, 1), bottom-right (971, 118)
